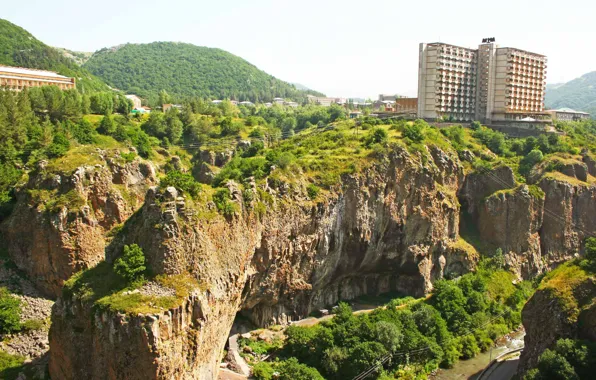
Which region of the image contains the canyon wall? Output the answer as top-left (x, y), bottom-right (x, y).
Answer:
top-left (1, 143), bottom-right (593, 379)
top-left (49, 145), bottom-right (478, 379)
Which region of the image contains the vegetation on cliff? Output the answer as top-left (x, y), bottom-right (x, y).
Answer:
top-left (83, 42), bottom-right (324, 105)
top-left (249, 258), bottom-right (534, 379)
top-left (522, 238), bottom-right (596, 379)
top-left (63, 243), bottom-right (201, 315)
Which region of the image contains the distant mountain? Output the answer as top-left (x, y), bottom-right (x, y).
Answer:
top-left (0, 19), bottom-right (109, 93)
top-left (545, 72), bottom-right (596, 117)
top-left (83, 42), bottom-right (323, 104)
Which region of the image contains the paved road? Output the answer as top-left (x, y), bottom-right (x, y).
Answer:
top-left (481, 358), bottom-right (519, 380)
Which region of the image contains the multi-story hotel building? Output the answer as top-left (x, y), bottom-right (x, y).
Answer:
top-left (417, 41), bottom-right (549, 124)
top-left (0, 65), bottom-right (76, 91)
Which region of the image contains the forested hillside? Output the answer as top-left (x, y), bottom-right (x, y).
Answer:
top-left (0, 19), bottom-right (109, 93)
top-left (546, 71), bottom-right (596, 117)
top-left (83, 42), bottom-right (324, 104)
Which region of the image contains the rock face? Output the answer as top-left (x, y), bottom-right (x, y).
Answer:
top-left (539, 177), bottom-right (596, 263)
top-left (517, 264), bottom-right (596, 377)
top-left (1, 157), bottom-right (156, 297)
top-left (39, 144), bottom-right (596, 379)
top-left (460, 164), bottom-right (596, 278)
top-left (477, 185), bottom-right (544, 277)
top-left (50, 145), bottom-right (477, 379)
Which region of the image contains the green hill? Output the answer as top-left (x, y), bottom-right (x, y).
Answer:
top-left (0, 19), bottom-right (109, 93)
top-left (83, 42), bottom-right (324, 104)
top-left (546, 72), bottom-right (596, 118)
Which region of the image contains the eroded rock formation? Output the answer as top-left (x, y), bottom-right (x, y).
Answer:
top-left (10, 143), bottom-right (595, 379)
top-left (1, 154), bottom-right (156, 297)
top-left (49, 145), bottom-right (478, 379)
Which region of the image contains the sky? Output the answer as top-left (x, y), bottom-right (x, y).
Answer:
top-left (2, 0), bottom-right (595, 98)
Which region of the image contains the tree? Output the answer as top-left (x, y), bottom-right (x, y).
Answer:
top-left (158, 89), bottom-right (171, 106)
top-left (374, 321), bottom-right (402, 352)
top-left (519, 149), bottom-right (544, 176)
top-left (346, 341), bottom-right (388, 376)
top-left (90, 92), bottom-right (114, 115)
top-left (458, 335), bottom-right (480, 359)
top-left (322, 346), bottom-right (348, 376)
top-left (114, 244), bottom-right (146, 284)
top-left (98, 114), bottom-right (116, 135)
top-left (529, 349), bottom-right (579, 380)
top-left (276, 358), bottom-right (324, 380)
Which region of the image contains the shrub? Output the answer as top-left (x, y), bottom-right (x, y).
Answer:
top-left (0, 351), bottom-right (24, 378)
top-left (160, 170), bottom-right (202, 198)
top-left (276, 152), bottom-right (295, 169)
top-left (0, 288), bottom-right (21, 334)
top-left (403, 122), bottom-right (425, 143)
top-left (213, 188), bottom-right (237, 216)
top-left (459, 335), bottom-right (480, 359)
top-left (367, 127), bottom-right (389, 145)
top-left (307, 184), bottom-right (320, 199)
top-left (252, 361), bottom-right (274, 380)
top-left (21, 318), bottom-right (46, 331)
top-left (120, 152), bottom-right (136, 163)
top-left (46, 132), bottom-right (70, 158)
top-left (98, 114), bottom-right (116, 135)
top-left (114, 244), bottom-right (146, 284)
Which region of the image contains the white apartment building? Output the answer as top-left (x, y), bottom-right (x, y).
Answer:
top-left (417, 41), bottom-right (549, 124)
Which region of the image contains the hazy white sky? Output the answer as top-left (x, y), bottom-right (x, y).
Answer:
top-left (2, 0), bottom-right (594, 98)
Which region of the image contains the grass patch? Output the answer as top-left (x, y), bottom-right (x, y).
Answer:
top-left (46, 145), bottom-right (103, 173)
top-left (485, 270), bottom-right (517, 301)
top-left (539, 261), bottom-right (590, 322)
top-left (64, 263), bottom-right (202, 315)
top-left (542, 171), bottom-right (593, 187)
top-left (45, 190), bottom-right (86, 213)
top-left (448, 237), bottom-right (480, 261)
top-left (21, 318), bottom-right (48, 332)
top-left (238, 336), bottom-right (283, 360)
top-left (528, 184), bottom-right (545, 199)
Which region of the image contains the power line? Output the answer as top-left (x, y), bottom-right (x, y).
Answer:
top-left (352, 311), bottom-right (509, 380)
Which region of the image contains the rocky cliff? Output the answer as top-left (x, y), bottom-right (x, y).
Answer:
top-left (517, 261), bottom-right (596, 376)
top-left (460, 162), bottom-right (596, 279)
top-left (1, 151), bottom-right (156, 297)
top-left (49, 144), bottom-right (478, 379)
top-left (24, 143), bottom-right (596, 379)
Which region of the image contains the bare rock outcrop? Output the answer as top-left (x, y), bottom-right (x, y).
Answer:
top-left (477, 185), bottom-right (544, 277)
top-left (539, 177), bottom-right (596, 264)
top-left (1, 156), bottom-right (156, 297)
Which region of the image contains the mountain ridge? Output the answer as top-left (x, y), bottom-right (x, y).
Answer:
top-left (546, 71), bottom-right (596, 117)
top-left (82, 41), bottom-right (324, 104)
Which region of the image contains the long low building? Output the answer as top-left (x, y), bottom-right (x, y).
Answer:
top-left (0, 65), bottom-right (76, 90)
top-left (547, 108), bottom-right (591, 121)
